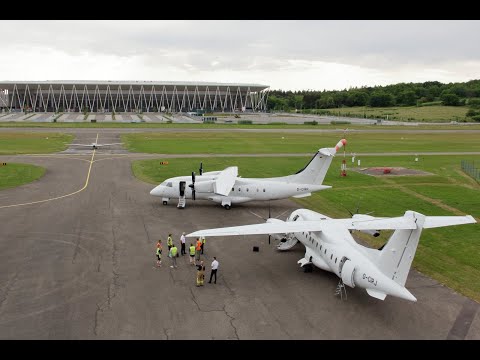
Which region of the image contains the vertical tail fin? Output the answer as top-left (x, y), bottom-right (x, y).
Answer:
top-left (289, 139), bottom-right (347, 185)
top-left (376, 211), bottom-right (476, 287)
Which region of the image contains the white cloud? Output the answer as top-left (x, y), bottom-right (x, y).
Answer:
top-left (1, 20), bottom-right (479, 90)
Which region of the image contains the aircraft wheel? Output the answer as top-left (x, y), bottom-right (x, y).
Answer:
top-left (163, 201), bottom-right (168, 205)
top-left (224, 204), bottom-right (231, 210)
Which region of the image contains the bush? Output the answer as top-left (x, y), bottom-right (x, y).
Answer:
top-left (466, 109), bottom-right (479, 117)
top-left (471, 115), bottom-right (480, 122)
top-left (304, 120), bottom-right (318, 125)
top-left (330, 120), bottom-right (351, 125)
top-left (238, 120), bottom-right (253, 125)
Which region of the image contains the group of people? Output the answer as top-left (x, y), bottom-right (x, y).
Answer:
top-left (155, 233), bottom-right (218, 286)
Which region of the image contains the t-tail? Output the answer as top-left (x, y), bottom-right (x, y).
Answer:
top-left (285, 139), bottom-right (346, 185)
top-left (372, 211), bottom-right (476, 301)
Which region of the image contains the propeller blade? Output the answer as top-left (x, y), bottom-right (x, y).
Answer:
top-left (199, 162), bottom-right (203, 175)
top-left (192, 189), bottom-right (196, 200)
top-left (191, 171), bottom-right (196, 184)
top-left (268, 234), bottom-right (271, 245)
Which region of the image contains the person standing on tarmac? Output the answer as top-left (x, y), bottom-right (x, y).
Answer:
top-left (208, 257), bottom-right (219, 284)
top-left (196, 260), bottom-right (205, 287)
top-left (189, 243), bottom-right (196, 265)
top-left (169, 244), bottom-right (178, 268)
top-left (167, 234), bottom-right (173, 251)
top-left (156, 240), bottom-right (162, 267)
top-left (180, 232), bottom-right (186, 255)
top-left (200, 236), bottom-right (206, 254)
top-left (195, 238), bottom-right (202, 263)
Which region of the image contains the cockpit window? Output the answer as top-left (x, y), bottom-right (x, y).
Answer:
top-left (166, 182), bottom-right (173, 187)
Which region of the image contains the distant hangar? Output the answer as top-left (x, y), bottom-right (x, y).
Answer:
top-left (0, 81), bottom-right (269, 113)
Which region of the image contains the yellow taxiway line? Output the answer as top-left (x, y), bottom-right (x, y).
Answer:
top-left (0, 134), bottom-right (98, 209)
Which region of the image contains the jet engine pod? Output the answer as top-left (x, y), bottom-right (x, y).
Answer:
top-left (340, 258), bottom-right (356, 288)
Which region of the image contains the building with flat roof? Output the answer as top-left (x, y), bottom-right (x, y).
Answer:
top-left (0, 81), bottom-right (269, 113)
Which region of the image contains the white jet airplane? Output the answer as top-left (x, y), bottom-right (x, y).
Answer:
top-left (150, 139), bottom-right (347, 209)
top-left (70, 141), bottom-right (123, 149)
top-left (187, 209), bottom-right (476, 302)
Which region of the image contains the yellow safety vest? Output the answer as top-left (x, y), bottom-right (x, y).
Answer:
top-left (171, 246), bottom-right (178, 257)
top-left (189, 245), bottom-right (195, 256)
top-left (202, 237), bottom-right (206, 244)
top-left (167, 237), bottom-right (173, 246)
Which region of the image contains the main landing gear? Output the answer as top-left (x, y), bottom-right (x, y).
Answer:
top-left (221, 200), bottom-right (232, 210)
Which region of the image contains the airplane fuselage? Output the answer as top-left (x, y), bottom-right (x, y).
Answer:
top-left (150, 175), bottom-right (330, 207)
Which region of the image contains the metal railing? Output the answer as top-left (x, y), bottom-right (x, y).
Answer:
top-left (461, 160), bottom-right (480, 182)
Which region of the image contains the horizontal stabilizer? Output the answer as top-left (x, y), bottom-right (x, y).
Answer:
top-left (423, 215), bottom-right (476, 228)
top-left (366, 289), bottom-right (387, 300)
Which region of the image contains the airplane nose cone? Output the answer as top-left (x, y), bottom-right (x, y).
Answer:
top-left (150, 186), bottom-right (161, 196)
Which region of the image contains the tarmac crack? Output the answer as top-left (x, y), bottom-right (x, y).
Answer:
top-left (189, 288), bottom-right (239, 339)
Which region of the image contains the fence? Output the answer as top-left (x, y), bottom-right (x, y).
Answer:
top-left (461, 160), bottom-right (480, 182)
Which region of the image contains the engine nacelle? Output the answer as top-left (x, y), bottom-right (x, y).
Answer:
top-left (194, 180), bottom-right (216, 193)
top-left (340, 259), bottom-right (356, 288)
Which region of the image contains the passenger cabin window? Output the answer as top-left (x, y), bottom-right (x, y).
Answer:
top-left (335, 258), bottom-right (337, 263)
top-left (232, 187), bottom-right (234, 191)
top-left (330, 254), bottom-right (333, 260)
top-left (263, 189), bottom-right (265, 192)
top-left (246, 188), bottom-right (249, 192)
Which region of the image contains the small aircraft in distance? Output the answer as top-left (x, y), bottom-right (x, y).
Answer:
top-left (150, 139), bottom-right (347, 209)
top-left (187, 209), bottom-right (476, 302)
top-left (70, 141), bottom-right (123, 149)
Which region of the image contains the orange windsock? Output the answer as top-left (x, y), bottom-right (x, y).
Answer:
top-left (335, 139), bottom-right (347, 152)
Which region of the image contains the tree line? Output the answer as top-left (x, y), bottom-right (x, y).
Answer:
top-left (267, 79), bottom-right (480, 111)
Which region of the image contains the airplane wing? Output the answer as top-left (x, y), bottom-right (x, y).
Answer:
top-left (187, 220), bottom-right (326, 238)
top-left (187, 216), bottom-right (420, 238)
top-left (213, 166), bottom-right (238, 196)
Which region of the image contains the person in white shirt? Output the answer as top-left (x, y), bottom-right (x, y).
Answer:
top-left (208, 257), bottom-right (219, 284)
top-left (180, 232), bottom-right (186, 255)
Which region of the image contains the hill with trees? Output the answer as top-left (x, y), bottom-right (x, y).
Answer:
top-left (267, 79), bottom-right (480, 121)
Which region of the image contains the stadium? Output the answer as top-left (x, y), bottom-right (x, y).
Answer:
top-left (0, 81), bottom-right (269, 113)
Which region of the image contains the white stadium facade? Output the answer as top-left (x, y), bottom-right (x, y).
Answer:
top-left (0, 81), bottom-right (269, 113)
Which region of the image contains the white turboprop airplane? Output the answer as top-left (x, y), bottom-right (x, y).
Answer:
top-left (150, 139), bottom-right (347, 209)
top-left (70, 141), bottom-right (123, 149)
top-left (187, 209), bottom-right (476, 302)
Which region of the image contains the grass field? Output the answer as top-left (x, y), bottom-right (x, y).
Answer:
top-left (132, 154), bottom-right (480, 302)
top-left (320, 105), bottom-right (469, 122)
top-left (122, 131), bottom-right (480, 154)
top-left (0, 133), bottom-right (73, 154)
top-left (0, 163), bottom-right (46, 190)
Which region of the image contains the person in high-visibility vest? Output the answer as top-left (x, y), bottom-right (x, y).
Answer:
top-left (195, 238), bottom-right (202, 263)
top-left (196, 260), bottom-right (205, 287)
top-left (200, 236), bottom-right (206, 254)
top-left (169, 244), bottom-right (178, 268)
top-left (189, 243), bottom-right (196, 265)
top-left (167, 234), bottom-right (173, 250)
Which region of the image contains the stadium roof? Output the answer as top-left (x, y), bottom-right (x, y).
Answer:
top-left (0, 80), bottom-right (269, 89)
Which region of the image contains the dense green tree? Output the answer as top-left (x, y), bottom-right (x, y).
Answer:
top-left (440, 92), bottom-right (460, 106)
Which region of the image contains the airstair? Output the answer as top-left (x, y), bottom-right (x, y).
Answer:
top-left (177, 196), bottom-right (186, 208)
top-left (335, 280), bottom-right (347, 300)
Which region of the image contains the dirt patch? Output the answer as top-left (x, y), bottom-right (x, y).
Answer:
top-left (351, 167), bottom-right (434, 176)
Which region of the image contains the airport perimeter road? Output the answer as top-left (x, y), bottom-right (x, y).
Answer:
top-left (0, 150), bottom-right (479, 339)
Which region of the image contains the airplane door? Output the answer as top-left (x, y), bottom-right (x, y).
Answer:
top-left (179, 181), bottom-right (186, 197)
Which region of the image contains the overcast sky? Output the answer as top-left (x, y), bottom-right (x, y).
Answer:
top-left (1, 20), bottom-right (479, 91)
